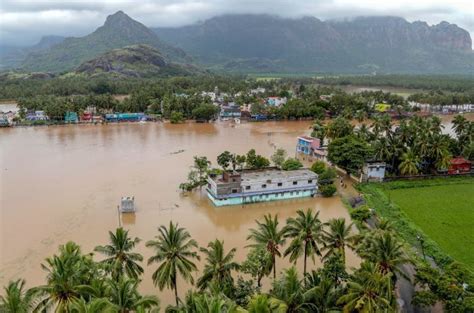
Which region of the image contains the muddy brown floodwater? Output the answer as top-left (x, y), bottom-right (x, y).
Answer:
top-left (0, 117), bottom-right (467, 306)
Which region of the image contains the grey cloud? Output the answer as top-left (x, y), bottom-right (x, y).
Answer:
top-left (0, 0), bottom-right (472, 46)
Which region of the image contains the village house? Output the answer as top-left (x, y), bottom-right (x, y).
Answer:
top-left (207, 168), bottom-right (318, 206)
top-left (266, 97), bottom-right (287, 107)
top-left (220, 103), bottom-right (241, 119)
top-left (296, 135), bottom-right (327, 162)
top-left (448, 157), bottom-right (472, 174)
top-left (361, 161), bottom-right (386, 182)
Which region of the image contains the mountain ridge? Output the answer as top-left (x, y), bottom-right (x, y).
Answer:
top-left (153, 14), bottom-right (473, 74)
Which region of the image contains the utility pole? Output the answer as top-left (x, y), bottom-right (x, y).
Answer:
top-left (117, 205), bottom-right (122, 228)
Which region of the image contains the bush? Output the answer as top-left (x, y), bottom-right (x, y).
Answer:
top-left (350, 205), bottom-right (372, 222)
top-left (320, 184), bottom-right (337, 197)
top-left (311, 160), bottom-right (326, 174)
top-left (170, 111), bottom-right (184, 124)
top-left (319, 167), bottom-right (337, 184)
top-left (281, 158), bottom-right (303, 171)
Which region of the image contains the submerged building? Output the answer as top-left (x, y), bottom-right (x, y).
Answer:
top-left (207, 168), bottom-right (318, 206)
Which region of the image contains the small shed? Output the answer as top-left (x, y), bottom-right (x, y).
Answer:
top-left (448, 157), bottom-right (472, 174)
top-left (361, 161), bottom-right (386, 182)
top-left (120, 196), bottom-right (135, 213)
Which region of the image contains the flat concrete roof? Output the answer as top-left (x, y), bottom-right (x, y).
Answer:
top-left (241, 169), bottom-right (317, 183)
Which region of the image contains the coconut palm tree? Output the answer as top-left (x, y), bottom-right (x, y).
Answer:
top-left (247, 214), bottom-right (286, 279)
top-left (338, 262), bottom-right (393, 312)
top-left (107, 278), bottom-right (159, 313)
top-left (0, 279), bottom-right (36, 313)
top-left (399, 150), bottom-right (419, 176)
top-left (146, 222), bottom-right (200, 306)
top-left (359, 232), bottom-right (412, 281)
top-left (68, 297), bottom-right (115, 313)
top-left (283, 209), bottom-right (323, 278)
top-left (94, 228), bottom-right (144, 280)
top-left (452, 114), bottom-right (468, 137)
top-left (321, 218), bottom-right (354, 263)
top-left (197, 239), bottom-right (240, 290)
top-left (270, 267), bottom-right (305, 313)
top-left (303, 277), bottom-right (340, 313)
top-left (246, 294), bottom-right (287, 313)
top-left (33, 242), bottom-right (95, 312)
top-left (169, 292), bottom-right (239, 313)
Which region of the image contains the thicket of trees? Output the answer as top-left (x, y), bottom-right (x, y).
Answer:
top-left (4, 207), bottom-right (461, 313)
top-left (319, 115), bottom-right (474, 175)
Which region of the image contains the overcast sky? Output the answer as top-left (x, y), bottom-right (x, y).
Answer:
top-left (1, 0), bottom-right (473, 46)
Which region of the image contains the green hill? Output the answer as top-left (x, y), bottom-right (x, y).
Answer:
top-left (75, 44), bottom-right (203, 77)
top-left (21, 11), bottom-right (189, 73)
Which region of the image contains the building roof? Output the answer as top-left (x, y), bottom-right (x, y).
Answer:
top-left (450, 157), bottom-right (472, 165)
top-left (241, 169), bottom-right (317, 184)
top-left (298, 135), bottom-right (315, 142)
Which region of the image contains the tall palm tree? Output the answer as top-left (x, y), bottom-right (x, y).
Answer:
top-left (68, 297), bottom-right (115, 313)
top-left (359, 232), bottom-right (412, 281)
top-left (33, 242), bottom-right (95, 312)
top-left (107, 278), bottom-right (159, 313)
top-left (399, 150), bottom-right (419, 176)
top-left (169, 292), bottom-right (239, 313)
top-left (94, 228), bottom-right (144, 280)
top-left (283, 209), bottom-right (323, 278)
top-left (247, 214), bottom-right (286, 279)
top-left (197, 239), bottom-right (240, 290)
top-left (0, 279), bottom-right (36, 313)
top-left (146, 222), bottom-right (200, 306)
top-left (338, 262), bottom-right (393, 312)
top-left (321, 218), bottom-right (354, 263)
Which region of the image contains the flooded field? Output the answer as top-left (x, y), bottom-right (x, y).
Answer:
top-left (0, 121), bottom-right (358, 305)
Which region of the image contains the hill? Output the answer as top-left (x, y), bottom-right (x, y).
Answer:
top-left (75, 44), bottom-right (202, 77)
top-left (154, 15), bottom-right (474, 74)
top-left (20, 11), bottom-right (189, 72)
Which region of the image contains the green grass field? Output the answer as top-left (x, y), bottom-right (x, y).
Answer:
top-left (385, 180), bottom-right (474, 270)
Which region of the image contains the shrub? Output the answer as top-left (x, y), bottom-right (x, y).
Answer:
top-left (350, 205), bottom-right (372, 222)
top-left (170, 111), bottom-right (184, 124)
top-left (311, 160), bottom-right (326, 174)
top-left (320, 184), bottom-right (337, 197)
top-left (281, 158), bottom-right (303, 171)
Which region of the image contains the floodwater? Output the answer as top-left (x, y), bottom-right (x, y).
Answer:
top-left (0, 121), bottom-right (358, 306)
top-left (0, 116), bottom-right (469, 306)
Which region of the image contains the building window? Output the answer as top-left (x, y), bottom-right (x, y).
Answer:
top-left (245, 186), bottom-right (251, 190)
top-left (262, 184), bottom-right (267, 188)
top-left (231, 189), bottom-right (238, 193)
top-left (293, 181), bottom-right (298, 185)
top-left (308, 180), bottom-right (313, 183)
top-left (277, 182), bottom-right (283, 187)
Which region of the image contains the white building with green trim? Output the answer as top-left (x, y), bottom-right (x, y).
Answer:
top-left (207, 168), bottom-right (318, 206)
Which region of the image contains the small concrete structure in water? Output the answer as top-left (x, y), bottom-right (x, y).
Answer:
top-left (120, 196), bottom-right (136, 213)
top-left (207, 168), bottom-right (318, 206)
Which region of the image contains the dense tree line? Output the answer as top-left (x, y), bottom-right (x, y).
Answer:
top-left (319, 115), bottom-right (474, 175)
top-left (315, 74), bottom-right (474, 93)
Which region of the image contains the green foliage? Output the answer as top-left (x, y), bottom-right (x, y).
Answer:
top-left (310, 161), bottom-right (326, 175)
top-left (280, 158), bottom-right (303, 171)
top-left (241, 248), bottom-right (273, 288)
top-left (350, 205), bottom-right (372, 223)
top-left (192, 103), bottom-right (218, 121)
top-left (270, 149), bottom-right (287, 169)
top-left (94, 227), bottom-right (144, 280)
top-left (246, 149), bottom-right (270, 170)
top-left (319, 184), bottom-right (337, 197)
top-left (217, 151), bottom-right (233, 171)
top-left (328, 135), bottom-right (372, 174)
top-left (170, 111), bottom-right (185, 123)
